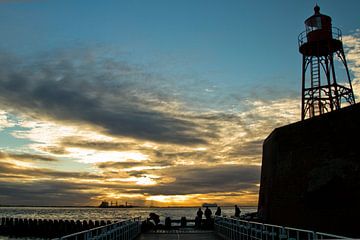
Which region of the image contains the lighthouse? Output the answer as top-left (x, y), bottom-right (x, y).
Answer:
top-left (298, 5), bottom-right (355, 120)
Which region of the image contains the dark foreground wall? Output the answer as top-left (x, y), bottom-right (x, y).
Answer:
top-left (258, 103), bottom-right (360, 237)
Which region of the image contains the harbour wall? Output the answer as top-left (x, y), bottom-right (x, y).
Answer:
top-left (258, 103), bottom-right (360, 237)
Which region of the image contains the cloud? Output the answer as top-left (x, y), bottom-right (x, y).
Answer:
top-left (0, 149), bottom-right (262, 205)
top-left (1, 28), bottom-right (358, 206)
top-left (60, 137), bottom-right (133, 151)
top-left (342, 29), bottom-right (360, 99)
top-left (0, 160), bottom-right (97, 180)
top-left (97, 161), bottom-right (163, 169)
top-left (0, 51), bottom-right (205, 145)
top-left (134, 164), bottom-right (261, 195)
top-left (0, 47), bottom-right (303, 206)
top-left (0, 94), bottom-right (298, 205)
top-left (0, 161), bottom-right (261, 206)
top-left (39, 146), bottom-right (68, 155)
top-left (0, 151), bottom-right (58, 162)
top-left (0, 111), bottom-right (15, 130)
top-left (0, 180), bottom-right (96, 206)
top-left (228, 140), bottom-right (263, 157)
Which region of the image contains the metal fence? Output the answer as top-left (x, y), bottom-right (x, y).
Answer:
top-left (55, 217), bottom-right (141, 240)
top-left (214, 216), bottom-right (348, 240)
top-left (298, 27), bottom-right (342, 47)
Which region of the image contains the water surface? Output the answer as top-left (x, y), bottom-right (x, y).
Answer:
top-left (0, 206), bottom-right (257, 221)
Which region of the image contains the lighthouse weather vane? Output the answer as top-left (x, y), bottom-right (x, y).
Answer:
top-left (298, 5), bottom-right (355, 120)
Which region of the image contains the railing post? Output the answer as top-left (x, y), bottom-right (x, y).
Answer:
top-left (212, 216), bottom-right (348, 240)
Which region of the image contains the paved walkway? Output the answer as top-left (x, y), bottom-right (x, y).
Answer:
top-left (135, 229), bottom-right (223, 240)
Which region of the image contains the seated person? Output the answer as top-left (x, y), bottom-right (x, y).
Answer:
top-left (148, 212), bottom-right (160, 225)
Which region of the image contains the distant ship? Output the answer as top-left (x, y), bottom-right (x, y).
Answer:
top-left (98, 201), bottom-right (136, 208)
top-left (202, 203), bottom-right (217, 207)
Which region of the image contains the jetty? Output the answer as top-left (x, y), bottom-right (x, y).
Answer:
top-left (136, 230), bottom-right (221, 240)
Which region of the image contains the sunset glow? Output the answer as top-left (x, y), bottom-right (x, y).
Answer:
top-left (0, 1), bottom-right (359, 207)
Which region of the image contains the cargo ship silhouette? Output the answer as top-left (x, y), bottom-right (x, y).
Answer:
top-left (98, 201), bottom-right (136, 208)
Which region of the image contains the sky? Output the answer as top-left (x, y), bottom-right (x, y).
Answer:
top-left (0, 0), bottom-right (359, 207)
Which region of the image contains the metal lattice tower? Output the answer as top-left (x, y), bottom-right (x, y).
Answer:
top-left (298, 5), bottom-right (355, 120)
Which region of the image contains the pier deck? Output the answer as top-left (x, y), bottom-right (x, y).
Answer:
top-left (136, 229), bottom-right (222, 240)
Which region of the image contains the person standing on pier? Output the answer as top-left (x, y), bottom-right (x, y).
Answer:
top-left (235, 205), bottom-right (241, 218)
top-left (204, 206), bottom-right (212, 219)
top-left (215, 207), bottom-right (221, 216)
top-left (197, 208), bottom-right (203, 219)
top-left (204, 207), bottom-right (213, 229)
top-left (195, 208), bottom-right (203, 228)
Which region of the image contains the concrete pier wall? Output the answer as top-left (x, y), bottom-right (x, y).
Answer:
top-left (258, 103), bottom-right (360, 237)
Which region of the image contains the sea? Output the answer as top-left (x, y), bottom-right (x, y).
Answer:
top-left (0, 206), bottom-right (257, 222)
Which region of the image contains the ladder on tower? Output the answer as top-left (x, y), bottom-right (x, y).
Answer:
top-left (310, 56), bottom-right (322, 115)
top-left (311, 56), bottom-right (320, 88)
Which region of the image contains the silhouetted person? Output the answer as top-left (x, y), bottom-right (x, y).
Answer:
top-left (197, 208), bottom-right (203, 219)
top-left (235, 205), bottom-right (241, 217)
top-left (195, 208), bottom-right (203, 228)
top-left (215, 206), bottom-right (221, 216)
top-left (204, 206), bottom-right (212, 219)
top-left (148, 212), bottom-right (160, 226)
top-left (144, 212), bottom-right (160, 231)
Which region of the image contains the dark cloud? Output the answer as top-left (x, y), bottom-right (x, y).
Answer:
top-left (0, 161), bottom-right (99, 179)
top-left (0, 161), bottom-right (140, 205)
top-left (97, 159), bottom-right (173, 171)
top-left (146, 149), bottom-right (204, 165)
top-left (39, 146), bottom-right (68, 155)
top-left (0, 151), bottom-right (58, 162)
top-left (97, 161), bottom-right (144, 169)
top-left (0, 180), bottom-right (96, 206)
top-left (0, 158), bottom-right (261, 204)
top-left (127, 171), bottom-right (148, 177)
top-left (0, 179), bottom-right (151, 207)
top-left (136, 165), bottom-right (261, 195)
top-left (0, 51), bottom-right (206, 145)
top-left (60, 137), bottom-right (132, 151)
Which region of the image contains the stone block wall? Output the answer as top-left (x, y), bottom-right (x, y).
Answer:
top-left (258, 104), bottom-right (360, 237)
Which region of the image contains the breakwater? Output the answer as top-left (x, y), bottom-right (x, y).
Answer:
top-left (0, 217), bottom-right (112, 238)
top-left (258, 103), bottom-right (360, 237)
